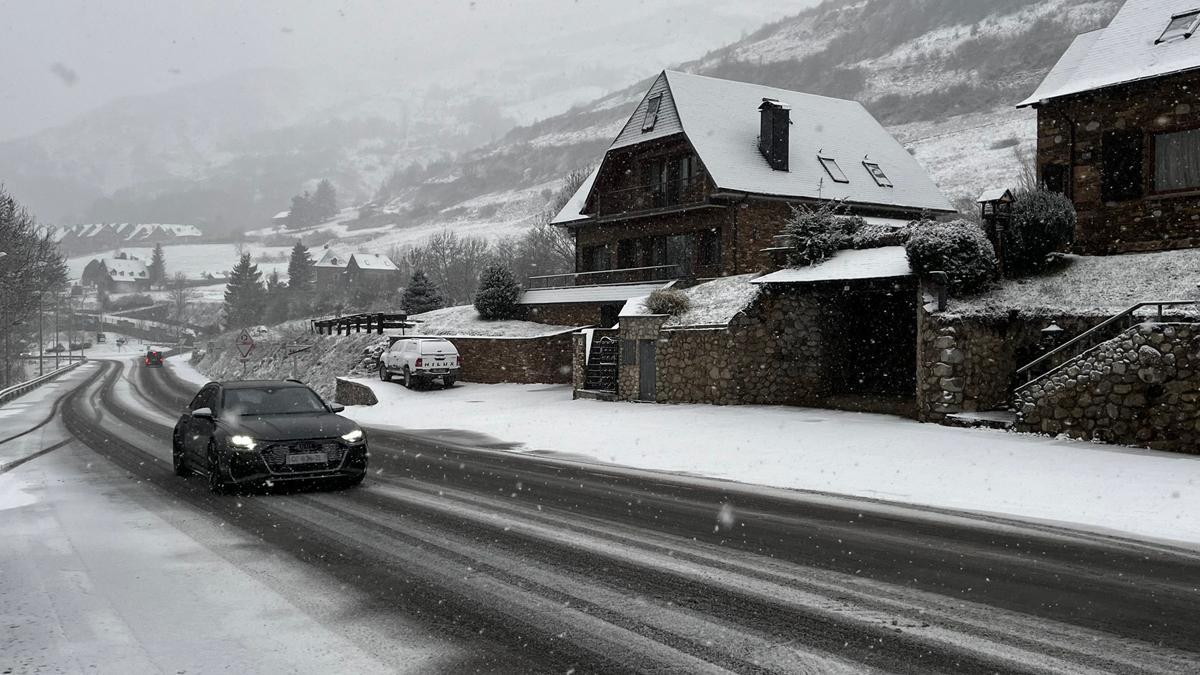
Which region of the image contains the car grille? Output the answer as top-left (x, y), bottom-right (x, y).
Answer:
top-left (259, 440), bottom-right (347, 474)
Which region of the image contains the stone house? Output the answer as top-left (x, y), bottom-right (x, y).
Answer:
top-left (345, 253), bottom-right (402, 290)
top-left (80, 256), bottom-right (151, 293)
top-left (1019, 0), bottom-right (1200, 254)
top-left (539, 70), bottom-right (954, 327)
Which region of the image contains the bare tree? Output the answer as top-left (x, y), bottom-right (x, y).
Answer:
top-left (167, 272), bottom-right (194, 342)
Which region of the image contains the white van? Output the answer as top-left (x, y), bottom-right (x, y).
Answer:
top-left (379, 338), bottom-right (461, 389)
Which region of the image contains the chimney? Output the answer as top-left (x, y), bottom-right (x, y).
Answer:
top-left (758, 98), bottom-right (791, 172)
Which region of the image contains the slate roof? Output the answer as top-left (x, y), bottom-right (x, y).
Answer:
top-left (751, 246), bottom-right (911, 284)
top-left (1019, 0), bottom-right (1200, 106)
top-left (350, 253), bottom-right (399, 271)
top-left (554, 71), bottom-right (953, 225)
top-left (314, 248), bottom-right (348, 268)
top-left (101, 257), bottom-right (149, 279)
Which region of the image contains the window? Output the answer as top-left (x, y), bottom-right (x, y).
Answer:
top-left (583, 244), bottom-right (610, 272)
top-left (642, 94), bottom-right (662, 132)
top-left (1041, 164), bottom-right (1069, 195)
top-left (818, 156), bottom-right (849, 183)
top-left (1101, 130), bottom-right (1144, 202)
top-left (1157, 9), bottom-right (1200, 43)
top-left (1154, 128), bottom-right (1200, 192)
top-left (862, 161), bottom-right (892, 187)
top-left (696, 229), bottom-right (722, 267)
top-left (617, 239), bottom-right (637, 269)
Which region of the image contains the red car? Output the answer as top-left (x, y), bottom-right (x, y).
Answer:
top-left (144, 350), bottom-right (164, 367)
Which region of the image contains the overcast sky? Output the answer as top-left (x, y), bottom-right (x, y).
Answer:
top-left (0, 0), bottom-right (819, 141)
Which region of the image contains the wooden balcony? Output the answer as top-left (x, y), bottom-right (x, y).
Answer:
top-left (593, 176), bottom-right (707, 220)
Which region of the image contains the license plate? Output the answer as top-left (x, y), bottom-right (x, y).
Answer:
top-left (286, 452), bottom-right (328, 465)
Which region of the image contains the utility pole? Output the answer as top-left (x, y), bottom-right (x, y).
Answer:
top-left (54, 294), bottom-right (60, 370)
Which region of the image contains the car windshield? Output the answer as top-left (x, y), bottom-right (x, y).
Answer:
top-left (222, 386), bottom-right (327, 416)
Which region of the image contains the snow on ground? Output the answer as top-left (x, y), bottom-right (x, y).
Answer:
top-left (622, 275), bottom-right (761, 327)
top-left (330, 378), bottom-right (1200, 547)
top-left (67, 243), bottom-right (292, 282)
top-left (952, 249), bottom-right (1200, 318)
top-left (409, 305), bottom-right (579, 337)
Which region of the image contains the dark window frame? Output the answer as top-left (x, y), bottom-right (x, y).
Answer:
top-left (1150, 125), bottom-right (1200, 195)
top-left (1101, 129), bottom-right (1145, 203)
top-left (1156, 9), bottom-right (1200, 43)
top-left (862, 161), bottom-right (893, 187)
top-left (818, 156), bottom-right (850, 184)
top-left (642, 94), bottom-right (663, 132)
top-left (1040, 163), bottom-right (1069, 195)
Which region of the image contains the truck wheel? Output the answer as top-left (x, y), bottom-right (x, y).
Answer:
top-left (403, 367), bottom-right (413, 389)
top-left (442, 376), bottom-right (456, 389)
top-left (379, 363), bottom-right (391, 382)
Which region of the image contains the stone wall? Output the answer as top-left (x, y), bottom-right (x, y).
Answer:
top-left (523, 302), bottom-right (607, 328)
top-left (917, 295), bottom-right (1103, 422)
top-left (335, 378), bottom-right (378, 406)
top-left (1014, 323), bottom-right (1200, 453)
top-left (447, 330), bottom-right (576, 385)
top-left (571, 333), bottom-right (587, 392)
top-left (617, 316), bottom-right (666, 401)
top-left (1036, 69), bottom-right (1200, 254)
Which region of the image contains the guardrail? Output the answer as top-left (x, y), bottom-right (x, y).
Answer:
top-left (0, 360), bottom-right (86, 407)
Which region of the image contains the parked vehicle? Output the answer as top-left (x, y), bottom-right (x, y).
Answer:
top-left (172, 380), bottom-right (368, 493)
top-left (379, 338), bottom-right (461, 388)
top-left (144, 350), bottom-right (164, 367)
top-left (96, 332), bottom-right (107, 343)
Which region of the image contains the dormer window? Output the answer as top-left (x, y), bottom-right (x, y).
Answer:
top-left (818, 156), bottom-right (849, 183)
top-left (642, 94), bottom-right (662, 132)
top-left (1157, 9), bottom-right (1199, 43)
top-left (863, 161), bottom-right (893, 187)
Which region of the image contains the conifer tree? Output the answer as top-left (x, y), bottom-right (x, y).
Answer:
top-left (264, 270), bottom-right (290, 324)
top-left (223, 253), bottom-right (266, 328)
top-left (286, 240), bottom-right (315, 293)
top-left (147, 243), bottom-right (166, 288)
top-left (473, 265), bottom-right (521, 320)
top-left (313, 179), bottom-right (338, 221)
top-left (402, 269), bottom-right (444, 315)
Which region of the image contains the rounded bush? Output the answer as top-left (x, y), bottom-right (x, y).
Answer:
top-left (644, 289), bottom-right (691, 316)
top-left (1004, 189), bottom-right (1076, 274)
top-left (905, 220), bottom-right (998, 295)
top-left (473, 265), bottom-right (522, 320)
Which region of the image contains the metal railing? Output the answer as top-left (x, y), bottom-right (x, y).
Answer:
top-left (1014, 300), bottom-right (1199, 388)
top-left (527, 264), bottom-right (680, 290)
top-left (0, 360), bottom-right (85, 407)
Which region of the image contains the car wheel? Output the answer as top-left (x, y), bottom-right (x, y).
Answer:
top-left (207, 440), bottom-right (231, 495)
top-left (379, 363), bottom-right (391, 382)
top-left (442, 376), bottom-right (456, 388)
top-left (172, 431), bottom-right (191, 477)
top-left (403, 367), bottom-right (413, 389)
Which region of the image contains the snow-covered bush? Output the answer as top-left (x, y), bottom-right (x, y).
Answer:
top-left (473, 265), bottom-right (522, 320)
top-left (644, 289), bottom-right (691, 316)
top-left (905, 220), bottom-right (998, 295)
top-left (850, 223), bottom-right (910, 249)
top-left (1004, 188), bottom-right (1076, 275)
top-left (783, 202), bottom-right (866, 267)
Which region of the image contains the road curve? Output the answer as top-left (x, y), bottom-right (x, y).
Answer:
top-left (49, 358), bottom-right (1200, 673)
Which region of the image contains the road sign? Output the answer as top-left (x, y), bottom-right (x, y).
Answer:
top-left (236, 329), bottom-right (255, 358)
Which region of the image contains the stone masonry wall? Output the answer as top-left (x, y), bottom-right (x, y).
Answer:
top-left (1015, 323), bottom-right (1200, 453)
top-left (617, 317), bottom-right (666, 401)
top-left (447, 331), bottom-right (575, 384)
top-left (571, 333), bottom-right (587, 392)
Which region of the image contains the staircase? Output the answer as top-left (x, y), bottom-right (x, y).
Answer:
top-left (1014, 300), bottom-right (1198, 394)
top-left (583, 336), bottom-right (619, 393)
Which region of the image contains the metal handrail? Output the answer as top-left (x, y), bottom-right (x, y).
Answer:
top-left (1015, 300), bottom-right (1199, 385)
top-left (527, 265), bottom-right (680, 290)
top-left (595, 176), bottom-right (705, 217)
top-left (0, 360), bottom-right (85, 406)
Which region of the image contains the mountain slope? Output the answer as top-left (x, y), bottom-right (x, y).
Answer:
top-left (348, 0), bottom-right (1119, 254)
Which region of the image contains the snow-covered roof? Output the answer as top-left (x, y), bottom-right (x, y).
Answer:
top-left (977, 188), bottom-right (1014, 203)
top-left (557, 71), bottom-right (953, 225)
top-left (101, 257), bottom-right (148, 278)
top-left (751, 246), bottom-right (911, 284)
top-left (620, 274), bottom-right (762, 327)
top-left (1019, 0), bottom-right (1200, 106)
top-left (551, 166), bottom-right (600, 226)
top-left (519, 281), bottom-right (674, 305)
top-left (314, 248), bottom-right (348, 268)
top-left (350, 253), bottom-right (399, 271)
top-left (273, 210), bottom-right (290, 220)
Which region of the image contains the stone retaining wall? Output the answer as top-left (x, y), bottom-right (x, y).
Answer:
top-left (335, 378), bottom-right (378, 406)
top-left (449, 331), bottom-right (576, 384)
top-left (1014, 323), bottom-right (1200, 452)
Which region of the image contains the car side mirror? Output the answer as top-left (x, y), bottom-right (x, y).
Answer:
top-left (192, 407), bottom-right (214, 419)
top-left (328, 403), bottom-right (345, 413)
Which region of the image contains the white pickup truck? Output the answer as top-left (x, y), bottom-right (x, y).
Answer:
top-left (379, 338), bottom-right (461, 388)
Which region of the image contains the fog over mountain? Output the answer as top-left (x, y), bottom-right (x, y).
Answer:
top-left (0, 0), bottom-right (814, 230)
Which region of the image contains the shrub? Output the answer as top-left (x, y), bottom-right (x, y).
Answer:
top-left (850, 223), bottom-right (910, 249)
top-left (905, 220), bottom-right (998, 295)
top-left (1004, 188), bottom-right (1076, 275)
top-left (783, 202), bottom-right (864, 267)
top-left (644, 289), bottom-right (691, 316)
top-left (473, 265), bottom-right (522, 320)
top-left (105, 293), bottom-right (154, 312)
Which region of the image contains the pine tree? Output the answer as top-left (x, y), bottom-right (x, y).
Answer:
top-left (147, 243), bottom-right (166, 288)
top-left (402, 269), bottom-right (444, 315)
top-left (223, 253), bottom-right (266, 329)
top-left (473, 265), bottom-right (522, 320)
top-left (287, 192), bottom-right (314, 229)
top-left (313, 179), bottom-right (338, 221)
top-left (286, 240), bottom-right (315, 293)
top-left (264, 270), bottom-right (290, 324)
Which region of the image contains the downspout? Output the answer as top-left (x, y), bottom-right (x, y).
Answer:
top-left (729, 192), bottom-right (751, 275)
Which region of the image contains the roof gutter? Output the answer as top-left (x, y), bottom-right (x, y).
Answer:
top-left (708, 190), bottom-right (956, 217)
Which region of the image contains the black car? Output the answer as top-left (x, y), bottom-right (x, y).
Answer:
top-left (172, 380), bottom-right (368, 493)
top-left (144, 350), bottom-right (164, 367)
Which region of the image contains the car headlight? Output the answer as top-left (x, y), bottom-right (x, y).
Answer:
top-left (229, 434), bottom-right (257, 451)
top-left (341, 428), bottom-right (364, 444)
